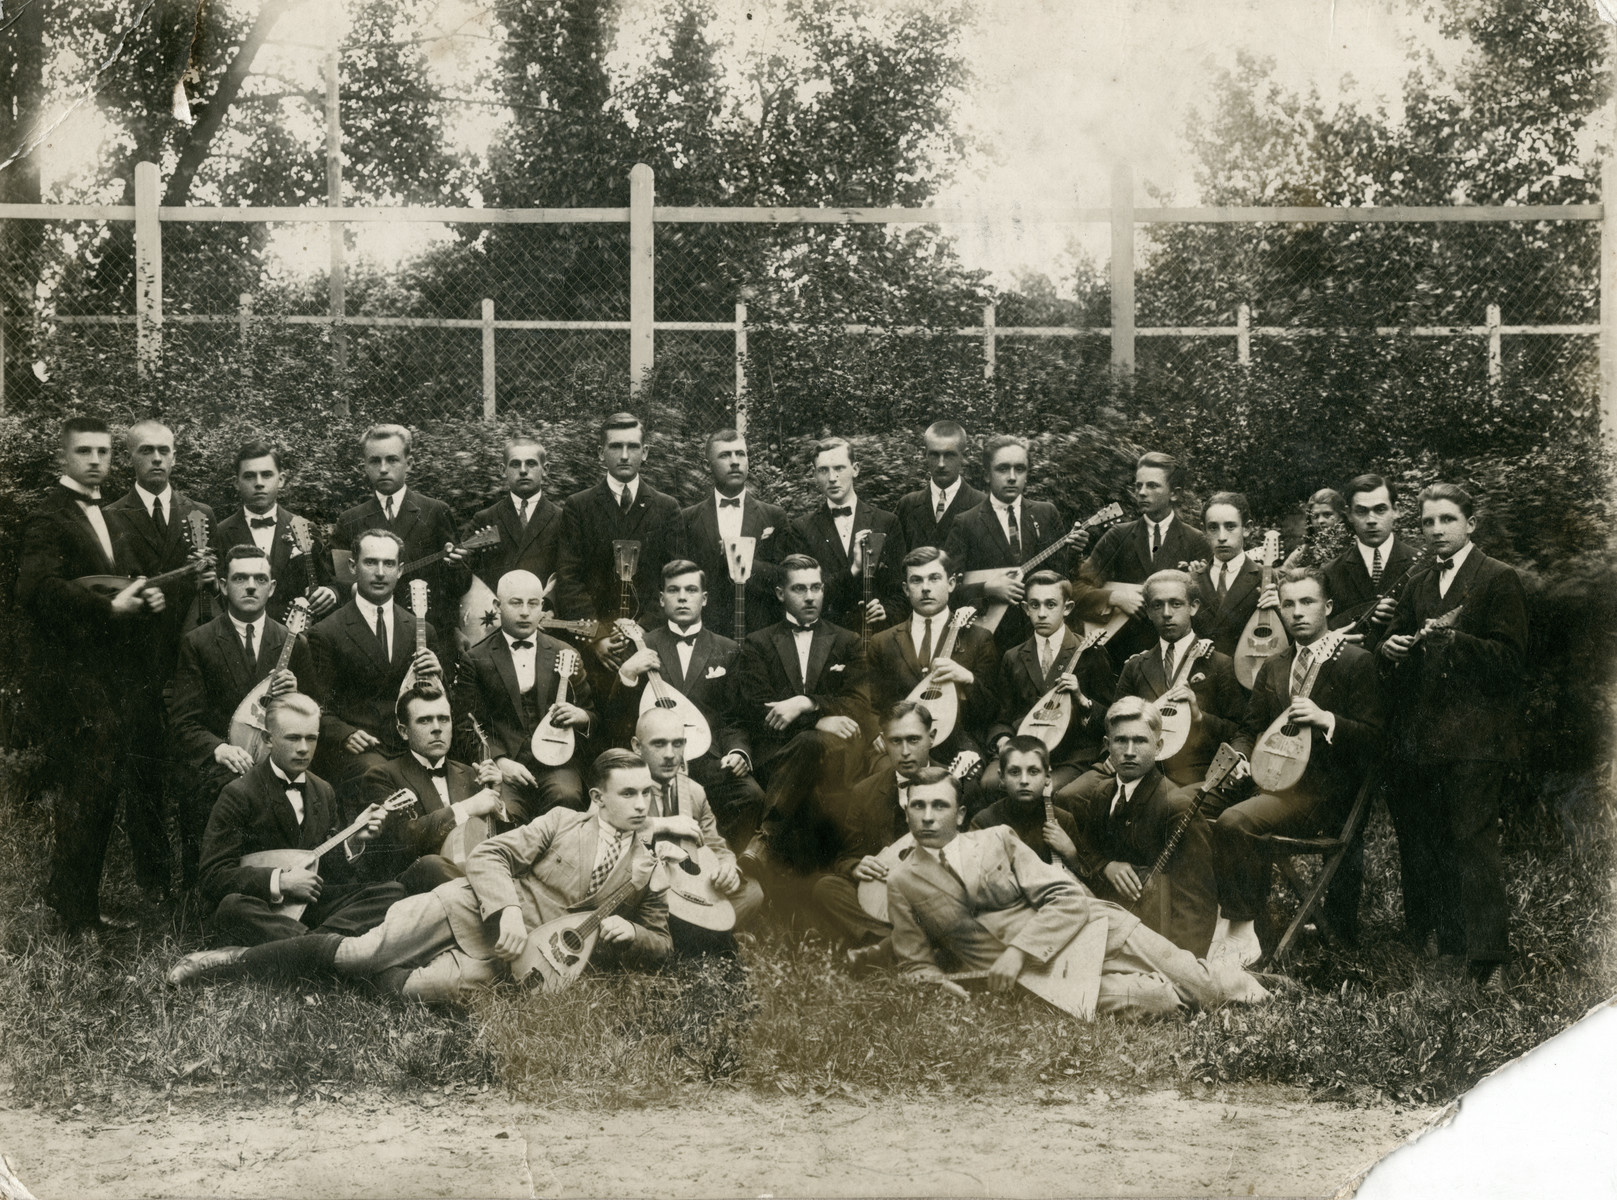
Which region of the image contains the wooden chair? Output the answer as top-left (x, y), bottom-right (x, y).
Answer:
top-left (1253, 769), bottom-right (1377, 970)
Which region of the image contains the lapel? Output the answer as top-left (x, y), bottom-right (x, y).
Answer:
top-left (607, 479), bottom-right (655, 535)
top-left (772, 624), bottom-right (805, 693)
top-left (269, 511), bottom-right (297, 574)
top-left (739, 494), bottom-right (773, 538)
top-left (1141, 643), bottom-right (1168, 694)
top-left (1436, 548), bottom-right (1483, 615)
top-left (212, 615), bottom-right (252, 691)
top-left (811, 506), bottom-right (851, 573)
top-left (1015, 638), bottom-right (1044, 692)
top-left (646, 625), bottom-right (690, 691)
top-left (691, 496), bottom-right (722, 557)
top-left (945, 484), bottom-right (983, 527)
top-left (390, 491), bottom-right (423, 545)
top-left (1338, 545), bottom-right (1374, 601)
top-left (1130, 519), bottom-right (1155, 574)
top-left (257, 761), bottom-right (303, 848)
top-left (392, 603), bottom-right (416, 663)
top-left (446, 760), bottom-right (477, 804)
top-left (978, 502), bottom-right (1016, 562)
top-left (488, 634), bottom-right (526, 719)
top-left (576, 817), bottom-right (601, 897)
top-left (341, 601), bottom-right (391, 672)
top-left (115, 490), bottom-right (168, 560)
top-left (804, 626), bottom-right (835, 694)
top-left (259, 620), bottom-right (287, 675)
top-left (684, 630), bottom-right (716, 693)
top-left (60, 490), bottom-right (115, 572)
top-left (1222, 561), bottom-right (1261, 615)
top-left (396, 753), bottom-right (441, 812)
top-left (1121, 768), bottom-right (1164, 833)
top-left (896, 623), bottom-right (924, 678)
top-left (494, 496), bottom-right (528, 552)
top-left (1273, 644), bottom-right (1301, 698)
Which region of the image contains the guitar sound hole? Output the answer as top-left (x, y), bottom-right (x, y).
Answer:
top-left (1254, 623), bottom-right (1271, 637)
top-left (677, 857), bottom-right (700, 876)
top-left (656, 699), bottom-right (676, 709)
top-left (1160, 705), bottom-right (1177, 717)
top-left (557, 930), bottom-right (584, 959)
top-left (921, 688), bottom-right (941, 700)
top-left (1281, 723), bottom-right (1300, 736)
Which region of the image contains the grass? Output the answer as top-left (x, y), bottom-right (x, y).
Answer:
top-left (0, 762), bottom-right (1612, 1113)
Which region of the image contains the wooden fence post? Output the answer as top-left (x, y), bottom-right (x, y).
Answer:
top-left (1486, 302), bottom-right (1502, 391)
top-left (326, 35), bottom-right (348, 415)
top-left (629, 163), bottom-right (655, 394)
top-left (134, 160), bottom-right (162, 376)
top-left (1237, 302), bottom-right (1251, 365)
top-left (983, 301), bottom-right (996, 380)
top-left (734, 300), bottom-right (748, 431)
top-left (482, 298), bottom-right (496, 419)
top-left (1110, 160), bottom-right (1135, 380)
top-left (1602, 154), bottom-right (1617, 439)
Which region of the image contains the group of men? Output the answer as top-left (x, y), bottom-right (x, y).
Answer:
top-left (14, 409), bottom-right (1525, 1013)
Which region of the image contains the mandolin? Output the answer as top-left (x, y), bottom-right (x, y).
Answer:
top-left (530, 646), bottom-right (583, 766)
top-left (184, 509), bottom-right (216, 627)
top-left (333, 525), bottom-right (500, 588)
top-left (227, 597), bottom-right (313, 764)
top-left (1017, 627), bottom-right (1110, 750)
top-left (76, 558), bottom-right (211, 600)
top-left (1400, 605), bottom-right (1465, 656)
top-left (902, 605), bottom-right (978, 746)
top-left (395, 579), bottom-right (434, 697)
top-left (966, 503), bottom-right (1125, 633)
top-left (857, 750), bottom-right (985, 923)
top-left (616, 618), bottom-right (713, 760)
top-left (1248, 631), bottom-right (1350, 793)
top-left (650, 771), bottom-right (737, 932)
top-left (1234, 530), bottom-right (1290, 689)
top-left (514, 857), bottom-right (649, 990)
top-left (239, 788), bottom-right (418, 921)
top-left (725, 535), bottom-right (757, 643)
top-left (1131, 743), bottom-right (1244, 937)
top-left (1155, 637), bottom-right (1215, 761)
top-left (440, 716), bottom-right (507, 867)
top-left (856, 529), bottom-right (888, 654)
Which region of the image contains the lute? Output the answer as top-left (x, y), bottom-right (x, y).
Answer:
top-left (856, 529), bottom-right (888, 654)
top-left (184, 509), bottom-right (216, 627)
top-left (530, 646), bottom-right (583, 766)
top-left (1249, 631), bottom-right (1350, 793)
top-left (650, 771), bottom-right (737, 932)
top-left (515, 858), bottom-right (648, 990)
top-left (440, 716), bottom-right (508, 867)
top-left (616, 617), bottom-right (713, 760)
top-left (725, 535), bottom-right (757, 643)
top-left (1017, 627), bottom-right (1110, 750)
top-left (1155, 637), bottom-right (1215, 761)
top-left (395, 579), bottom-right (434, 696)
top-left (1131, 743), bottom-right (1244, 939)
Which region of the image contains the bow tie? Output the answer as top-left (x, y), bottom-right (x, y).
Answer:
top-left (426, 765), bottom-right (447, 778)
top-left (789, 621), bottom-right (818, 635)
top-left (73, 491), bottom-right (103, 507)
top-left (248, 516), bottom-right (277, 529)
top-left (719, 497), bottom-right (741, 509)
top-left (280, 778), bottom-right (304, 794)
top-left (509, 638), bottom-right (534, 650)
top-left (1437, 557), bottom-right (1455, 573)
top-left (829, 506), bottom-right (853, 518)
top-left (674, 633), bottom-right (699, 647)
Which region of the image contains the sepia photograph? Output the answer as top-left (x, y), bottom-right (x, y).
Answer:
top-left (0, 0), bottom-right (1612, 1196)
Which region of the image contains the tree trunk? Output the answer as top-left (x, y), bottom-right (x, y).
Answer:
top-left (0, 0), bottom-right (46, 406)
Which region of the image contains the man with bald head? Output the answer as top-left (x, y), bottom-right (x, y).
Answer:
top-left (455, 569), bottom-right (598, 817)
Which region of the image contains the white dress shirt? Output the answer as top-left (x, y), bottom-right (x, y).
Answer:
top-left (410, 749), bottom-right (452, 811)
top-left (787, 619), bottom-right (815, 685)
top-left (715, 490), bottom-right (745, 545)
top-left (228, 613), bottom-right (266, 661)
top-left (60, 475), bottom-right (115, 564)
top-left (376, 486), bottom-right (407, 520)
top-left (1437, 540), bottom-right (1474, 599)
top-left (990, 495), bottom-right (1024, 549)
top-left (830, 495), bottom-right (858, 555)
top-left (1157, 630), bottom-right (1199, 682)
top-left (266, 759), bottom-right (309, 903)
top-left (136, 482), bottom-right (174, 526)
top-left (1035, 628), bottom-right (1066, 678)
top-left (607, 476), bottom-right (639, 509)
top-left (929, 479), bottom-right (961, 522)
top-left (1109, 775), bottom-right (1141, 817)
top-left (1147, 511), bottom-right (1177, 554)
top-left (668, 622), bottom-right (701, 678)
top-left (504, 629), bottom-right (538, 694)
top-left (356, 595), bottom-right (394, 659)
top-left (509, 491), bottom-right (536, 525)
top-left (592, 816), bottom-right (633, 874)
top-left (1211, 551), bottom-right (1247, 596)
top-left (910, 611), bottom-right (945, 666)
top-left (1357, 535), bottom-right (1397, 579)
top-left (242, 505), bottom-right (281, 556)
top-left (916, 836), bottom-right (966, 877)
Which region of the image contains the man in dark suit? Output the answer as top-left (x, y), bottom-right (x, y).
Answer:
top-left (784, 436), bottom-right (903, 633)
top-left (894, 420), bottom-right (986, 552)
top-left (306, 529), bottom-right (451, 797)
top-left (673, 428), bottom-right (789, 639)
top-left (867, 546), bottom-right (1002, 763)
top-left (470, 433), bottom-right (563, 595)
top-left (213, 439), bottom-right (338, 625)
top-left (196, 693), bottom-right (403, 947)
top-left (1107, 569), bottom-right (1245, 788)
top-left (168, 544), bottom-right (316, 886)
top-left (1218, 568), bottom-right (1385, 964)
top-left (1324, 473), bottom-right (1417, 648)
top-left (1073, 451), bottom-right (1212, 669)
top-left (330, 424), bottom-right (470, 639)
top-left (1193, 492), bottom-right (1266, 658)
top-left (984, 572), bottom-right (1114, 797)
top-left (945, 434), bottom-right (1083, 656)
top-left (1059, 698), bottom-right (1220, 957)
top-left (17, 416), bottom-right (168, 934)
top-left (609, 558), bottom-right (764, 849)
top-left (360, 686), bottom-right (506, 893)
top-left (1381, 484), bottom-right (1526, 990)
top-left (454, 569), bottom-right (597, 818)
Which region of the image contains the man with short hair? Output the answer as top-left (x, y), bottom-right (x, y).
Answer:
top-left (1324, 473), bottom-right (1415, 647)
top-left (170, 749), bottom-right (671, 1001)
top-left (1193, 492), bottom-right (1267, 658)
top-left (969, 736), bottom-right (1084, 872)
top-left (470, 435), bottom-right (564, 596)
top-left (168, 544), bottom-right (315, 885)
top-left (18, 416), bottom-right (167, 934)
top-left (212, 440), bottom-right (338, 624)
top-left (785, 436), bottom-right (903, 632)
top-left (1380, 484), bottom-right (1526, 989)
top-left (894, 420), bottom-right (985, 550)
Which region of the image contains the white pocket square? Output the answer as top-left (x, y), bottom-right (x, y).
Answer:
top-left (761, 526), bottom-right (775, 538)
top-left (704, 665), bottom-right (727, 679)
top-left (829, 663), bottom-right (846, 673)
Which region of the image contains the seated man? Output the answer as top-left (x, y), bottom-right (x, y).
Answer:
top-left (885, 768), bottom-right (1273, 1017)
top-left (197, 693), bottom-right (403, 947)
top-left (1057, 697), bottom-right (1219, 957)
top-left (970, 736), bottom-right (1085, 875)
top-left (360, 685), bottom-right (507, 894)
top-left (630, 707), bottom-right (764, 955)
top-left (169, 749), bottom-right (672, 1002)
top-left (983, 571), bottom-right (1114, 798)
top-left (455, 569), bottom-right (596, 817)
top-left (1217, 568), bottom-right (1383, 964)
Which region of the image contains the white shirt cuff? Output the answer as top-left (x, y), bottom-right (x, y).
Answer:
top-left (268, 868), bottom-right (282, 903)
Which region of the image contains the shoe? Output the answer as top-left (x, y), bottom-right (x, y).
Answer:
top-left (1250, 971), bottom-right (1304, 997)
top-left (64, 914), bottom-right (137, 938)
top-left (844, 940), bottom-right (894, 975)
top-left (1470, 962), bottom-right (1507, 993)
top-left (166, 947), bottom-right (248, 986)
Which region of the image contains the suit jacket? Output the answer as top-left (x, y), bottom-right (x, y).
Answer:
top-left (887, 826), bottom-right (1105, 985)
top-left (895, 482), bottom-right (986, 554)
top-left (454, 629), bottom-right (598, 769)
top-left (784, 500), bottom-right (904, 631)
top-left (307, 599), bottom-right (452, 754)
top-left (944, 497), bottom-right (1073, 652)
top-left (867, 615), bottom-right (1002, 754)
top-left (1074, 514), bottom-right (1213, 663)
top-left (1235, 642), bottom-right (1384, 809)
top-left (826, 768), bottom-right (911, 878)
top-left (1116, 643), bottom-right (1244, 785)
top-left (360, 752), bottom-right (483, 878)
top-left (1060, 765), bottom-right (1189, 882)
top-left (213, 505), bottom-right (335, 624)
top-left (554, 478), bottom-right (682, 621)
top-left (736, 619), bottom-right (873, 764)
top-left (167, 613), bottom-right (315, 770)
top-left (604, 625), bottom-right (749, 763)
top-left (1191, 557), bottom-right (1264, 657)
top-left (199, 759), bottom-right (360, 911)
top-left (651, 771), bottom-right (738, 874)
top-left (471, 493), bottom-right (563, 592)
top-left (451, 806), bottom-right (671, 966)
top-left (16, 486), bottom-right (127, 682)
top-left (675, 490), bottom-right (789, 637)
top-left (1386, 547), bottom-right (1527, 763)
top-left (988, 629), bottom-right (1116, 768)
top-left (1323, 537), bottom-right (1417, 647)
top-left (332, 489), bottom-right (470, 634)
top-left (969, 796), bottom-right (1082, 868)
top-left (105, 486), bottom-right (217, 680)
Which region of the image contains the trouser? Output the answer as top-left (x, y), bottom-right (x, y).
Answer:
top-left (810, 873), bottom-right (891, 945)
top-left (212, 881), bottom-right (405, 946)
top-left (122, 691), bottom-right (176, 894)
top-left (397, 854), bottom-right (462, 895)
top-left (181, 761), bottom-right (241, 889)
top-left (1387, 759), bottom-right (1509, 964)
top-left (1212, 789), bottom-right (1326, 922)
top-left (499, 758), bottom-right (587, 821)
top-left (45, 696), bottom-right (127, 926)
top-left (757, 729), bottom-right (868, 874)
top-left (1094, 914), bottom-right (1268, 1016)
top-left (1094, 819), bottom-right (1219, 959)
top-left (333, 890), bottom-right (500, 1004)
top-left (686, 754), bottom-right (765, 852)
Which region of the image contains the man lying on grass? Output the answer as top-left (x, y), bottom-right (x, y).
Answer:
top-left (168, 747), bottom-right (671, 1002)
top-left (885, 767), bottom-right (1283, 1017)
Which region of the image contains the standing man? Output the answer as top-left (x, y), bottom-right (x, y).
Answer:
top-left (17, 416), bottom-right (167, 934)
top-left (1381, 484), bottom-right (1525, 990)
top-left (1324, 473), bottom-right (1416, 647)
top-left (212, 440), bottom-right (338, 625)
top-left (1193, 492), bottom-right (1265, 658)
top-left (894, 420), bottom-right (985, 552)
top-left (331, 424), bottom-right (470, 639)
top-left (1073, 451), bottom-right (1212, 669)
top-left (673, 428), bottom-right (789, 638)
top-left (470, 434), bottom-right (563, 596)
top-left (785, 437), bottom-right (903, 633)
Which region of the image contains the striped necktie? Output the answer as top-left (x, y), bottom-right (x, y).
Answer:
top-left (590, 828), bottom-right (629, 893)
top-left (1370, 545), bottom-right (1383, 588)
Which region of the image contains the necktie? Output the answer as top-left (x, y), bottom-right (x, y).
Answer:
top-left (660, 782), bottom-right (673, 819)
top-left (935, 493), bottom-right (947, 523)
top-left (241, 622), bottom-right (255, 664)
top-left (618, 487), bottom-right (632, 514)
top-left (78, 492), bottom-right (102, 507)
top-left (517, 498), bottom-right (530, 525)
top-left (1110, 781), bottom-right (1127, 817)
top-left (719, 497), bottom-right (741, 509)
top-left (918, 617), bottom-right (934, 667)
top-left (152, 497), bottom-right (168, 539)
top-left (1005, 504), bottom-right (1021, 558)
top-left (249, 515), bottom-right (276, 529)
top-left (1162, 642), bottom-right (1177, 684)
top-left (1039, 637), bottom-right (1054, 678)
top-left (792, 621), bottom-right (818, 635)
top-left (590, 829), bottom-right (629, 893)
top-left (509, 638), bottom-right (534, 650)
top-left (1150, 521), bottom-right (1162, 558)
top-left (375, 606), bottom-right (389, 662)
top-left (1291, 647), bottom-right (1312, 697)
top-left (829, 506), bottom-right (852, 519)
top-left (1370, 545), bottom-right (1384, 587)
top-left (383, 494), bottom-right (395, 522)
top-left (1216, 563), bottom-right (1230, 603)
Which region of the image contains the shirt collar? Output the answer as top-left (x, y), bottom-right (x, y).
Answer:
top-left (1444, 541), bottom-right (1475, 573)
top-left (668, 621), bottom-right (703, 638)
top-left (1359, 534), bottom-right (1396, 568)
top-left (410, 750), bottom-right (446, 771)
top-left (356, 595), bottom-right (391, 623)
top-left (1038, 626), bottom-right (1066, 651)
top-left (1147, 511), bottom-right (1176, 535)
top-left (1159, 630), bottom-right (1198, 658)
top-left (597, 813), bottom-right (631, 840)
top-left (929, 478), bottom-right (961, 508)
top-left (229, 612), bottom-right (265, 638)
top-left (787, 616), bottom-right (816, 633)
top-left (244, 504), bottom-right (280, 523)
top-left (269, 760), bottom-right (306, 787)
top-left (714, 488), bottom-right (746, 507)
top-left (137, 483), bottom-right (174, 513)
top-left (509, 491), bottom-right (537, 509)
top-left (1215, 551), bottom-right (1247, 577)
top-left (59, 475), bottom-right (101, 501)
top-left (990, 494), bottom-right (1021, 515)
top-left (828, 492), bottom-right (858, 514)
top-left (608, 475), bottom-right (639, 503)
top-left (503, 629), bottom-right (536, 650)
top-left (910, 609), bottom-right (946, 638)
top-left (376, 485), bottom-right (407, 510)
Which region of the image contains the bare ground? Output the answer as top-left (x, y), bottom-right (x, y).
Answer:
top-left (0, 1086), bottom-right (1438, 1199)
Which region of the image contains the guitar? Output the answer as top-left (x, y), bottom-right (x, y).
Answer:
top-left (440, 715), bottom-right (507, 867)
top-left (1155, 637), bottom-right (1215, 761)
top-left (857, 750), bottom-right (986, 923)
top-left (239, 788), bottom-right (418, 921)
top-left (1017, 627), bottom-right (1110, 750)
top-left (616, 618), bottom-right (713, 760)
top-left (227, 597), bottom-right (313, 763)
top-left (184, 509), bottom-right (216, 626)
top-left (902, 605), bottom-right (978, 746)
top-left (725, 535), bottom-right (757, 643)
top-left (395, 579), bottom-right (434, 697)
top-left (514, 859), bottom-right (648, 990)
top-left (1131, 743), bottom-right (1244, 936)
top-left (966, 502), bottom-right (1124, 633)
top-left (1249, 630), bottom-right (1351, 793)
top-left (332, 525), bottom-right (500, 589)
top-left (1233, 529), bottom-right (1290, 689)
top-left (856, 529), bottom-right (888, 655)
top-left (530, 646), bottom-right (583, 766)
top-left (650, 771), bottom-right (737, 932)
